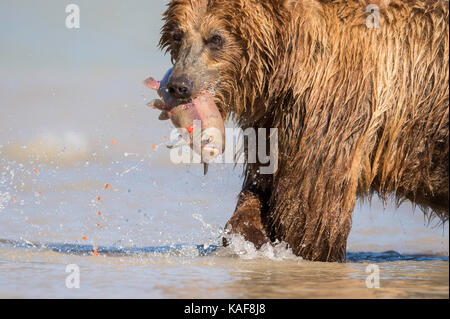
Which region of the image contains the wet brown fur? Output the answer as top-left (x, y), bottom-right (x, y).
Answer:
top-left (160, 0), bottom-right (449, 261)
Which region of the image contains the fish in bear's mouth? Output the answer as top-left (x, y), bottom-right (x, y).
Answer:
top-left (144, 68), bottom-right (225, 174)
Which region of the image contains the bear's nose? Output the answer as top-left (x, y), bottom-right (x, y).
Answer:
top-left (167, 75), bottom-right (193, 100)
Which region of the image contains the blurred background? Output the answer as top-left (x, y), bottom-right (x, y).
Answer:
top-left (0, 0), bottom-right (448, 255)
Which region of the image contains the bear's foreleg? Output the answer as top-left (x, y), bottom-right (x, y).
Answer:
top-left (222, 191), bottom-right (270, 249)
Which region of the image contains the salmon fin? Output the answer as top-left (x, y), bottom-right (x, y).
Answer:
top-left (166, 138), bottom-right (189, 149)
top-left (147, 99), bottom-right (166, 111)
top-left (159, 111), bottom-right (170, 121)
top-left (143, 77), bottom-right (160, 91)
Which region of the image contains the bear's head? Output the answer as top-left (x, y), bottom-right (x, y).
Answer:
top-left (159, 0), bottom-right (302, 125)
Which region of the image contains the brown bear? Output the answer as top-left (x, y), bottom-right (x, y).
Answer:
top-left (159, 0), bottom-right (449, 262)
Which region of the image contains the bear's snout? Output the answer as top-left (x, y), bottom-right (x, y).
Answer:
top-left (167, 75), bottom-right (193, 101)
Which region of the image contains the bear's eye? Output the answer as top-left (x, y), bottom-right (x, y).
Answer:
top-left (207, 35), bottom-right (224, 49)
top-left (172, 30), bottom-right (183, 43)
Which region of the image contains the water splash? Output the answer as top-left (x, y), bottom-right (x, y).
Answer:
top-left (192, 213), bottom-right (224, 248)
top-left (221, 233), bottom-right (302, 261)
top-left (0, 191), bottom-right (11, 213)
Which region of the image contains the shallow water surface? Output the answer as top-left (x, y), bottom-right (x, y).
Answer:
top-left (0, 241), bottom-right (448, 299)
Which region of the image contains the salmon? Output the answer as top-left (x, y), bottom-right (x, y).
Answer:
top-left (144, 69), bottom-right (225, 174)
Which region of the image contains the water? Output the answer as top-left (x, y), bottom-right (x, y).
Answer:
top-left (0, 240), bottom-right (448, 298)
top-left (0, 0), bottom-right (448, 299)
